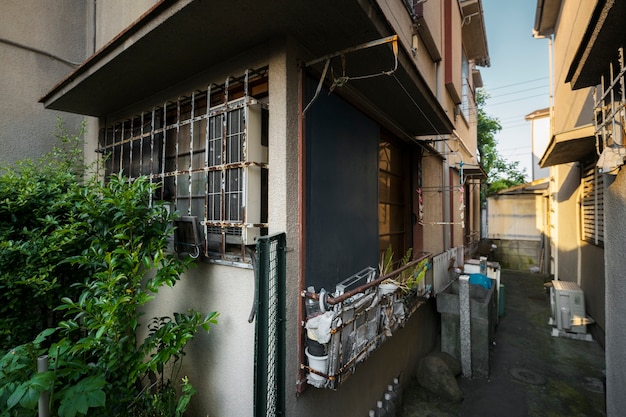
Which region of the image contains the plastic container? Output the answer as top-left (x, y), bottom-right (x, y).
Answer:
top-left (305, 286), bottom-right (321, 318)
top-left (386, 384), bottom-right (398, 411)
top-left (305, 347), bottom-right (328, 382)
top-left (392, 377), bottom-right (403, 411)
top-left (383, 392), bottom-right (396, 417)
top-left (374, 400), bottom-right (386, 417)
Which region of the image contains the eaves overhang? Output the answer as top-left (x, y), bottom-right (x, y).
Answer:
top-left (39, 0), bottom-right (453, 137)
top-left (460, 0), bottom-right (490, 67)
top-left (459, 163), bottom-right (487, 180)
top-left (566, 0), bottom-right (626, 89)
top-left (533, 0), bottom-right (563, 37)
top-left (539, 124), bottom-right (596, 168)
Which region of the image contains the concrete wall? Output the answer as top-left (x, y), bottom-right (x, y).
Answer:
top-left (0, 0), bottom-right (88, 165)
top-left (487, 194), bottom-right (543, 241)
top-left (491, 239), bottom-right (542, 272)
top-left (604, 170), bottom-right (626, 417)
top-left (92, 0), bottom-right (160, 51)
top-left (487, 194), bottom-right (544, 271)
top-left (139, 264), bottom-right (256, 417)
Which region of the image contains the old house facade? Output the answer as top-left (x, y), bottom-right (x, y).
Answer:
top-left (4, 0), bottom-right (488, 415)
top-left (535, 0), bottom-right (626, 415)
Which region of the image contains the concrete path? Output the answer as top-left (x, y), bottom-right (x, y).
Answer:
top-left (401, 270), bottom-right (606, 417)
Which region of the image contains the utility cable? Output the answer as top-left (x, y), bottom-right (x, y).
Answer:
top-left (0, 37), bottom-right (81, 68)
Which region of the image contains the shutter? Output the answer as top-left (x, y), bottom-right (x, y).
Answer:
top-left (581, 163), bottom-right (604, 246)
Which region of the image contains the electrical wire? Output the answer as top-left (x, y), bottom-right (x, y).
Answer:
top-left (0, 37), bottom-right (81, 67)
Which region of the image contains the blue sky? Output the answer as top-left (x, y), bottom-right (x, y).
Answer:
top-left (480, 0), bottom-right (550, 180)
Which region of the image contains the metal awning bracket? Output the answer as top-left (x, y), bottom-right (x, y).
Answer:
top-left (302, 35), bottom-right (399, 114)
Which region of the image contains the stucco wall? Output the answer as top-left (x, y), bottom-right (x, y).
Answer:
top-left (552, 0), bottom-right (595, 135)
top-left (92, 0), bottom-right (160, 51)
top-left (603, 170), bottom-right (626, 417)
top-left (487, 194), bottom-right (543, 241)
top-left (553, 164), bottom-right (580, 282)
top-left (139, 263), bottom-right (256, 417)
top-left (0, 0), bottom-right (87, 165)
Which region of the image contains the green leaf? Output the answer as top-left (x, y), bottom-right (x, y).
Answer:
top-left (33, 328), bottom-right (56, 345)
top-left (6, 383), bottom-right (27, 410)
top-left (19, 386), bottom-right (39, 410)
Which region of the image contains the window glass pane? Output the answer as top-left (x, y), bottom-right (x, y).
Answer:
top-left (226, 108), bottom-right (243, 163)
top-left (225, 167), bottom-right (242, 222)
top-left (208, 114), bottom-right (222, 167)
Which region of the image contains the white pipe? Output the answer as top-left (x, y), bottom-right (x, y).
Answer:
top-left (38, 355), bottom-right (49, 417)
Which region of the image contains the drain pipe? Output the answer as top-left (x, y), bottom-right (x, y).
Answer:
top-left (38, 355), bottom-right (50, 417)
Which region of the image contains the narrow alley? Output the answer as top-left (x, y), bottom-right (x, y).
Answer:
top-left (401, 270), bottom-right (606, 417)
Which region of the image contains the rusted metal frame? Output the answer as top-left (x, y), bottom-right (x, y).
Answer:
top-left (149, 108), bottom-right (156, 201)
top-left (118, 120), bottom-right (125, 175)
top-left (302, 252), bottom-right (431, 306)
top-left (160, 103), bottom-right (167, 200)
top-left (302, 296), bottom-right (429, 383)
top-left (173, 97), bottom-right (182, 223)
top-left (240, 69), bottom-right (251, 259)
top-left (203, 84), bottom-right (214, 258)
top-left (219, 77), bottom-right (232, 258)
top-left (188, 91), bottom-right (195, 216)
top-left (305, 34), bottom-right (398, 67)
top-left (201, 221), bottom-right (268, 228)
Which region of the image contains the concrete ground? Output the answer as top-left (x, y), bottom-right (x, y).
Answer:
top-left (400, 270), bottom-right (606, 417)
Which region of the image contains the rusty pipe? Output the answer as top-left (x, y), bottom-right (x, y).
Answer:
top-left (301, 253), bottom-right (431, 306)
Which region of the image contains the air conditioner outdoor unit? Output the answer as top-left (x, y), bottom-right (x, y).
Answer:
top-left (206, 98), bottom-right (268, 246)
top-left (549, 280), bottom-right (587, 334)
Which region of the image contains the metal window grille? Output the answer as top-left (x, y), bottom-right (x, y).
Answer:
top-left (253, 233), bottom-right (286, 417)
top-left (593, 46), bottom-right (626, 173)
top-left (97, 67), bottom-right (269, 261)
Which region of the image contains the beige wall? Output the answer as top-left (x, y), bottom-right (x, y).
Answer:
top-left (0, 0), bottom-right (88, 165)
top-left (551, 1), bottom-right (595, 135)
top-left (91, 0), bottom-right (160, 51)
top-left (487, 194), bottom-right (544, 241)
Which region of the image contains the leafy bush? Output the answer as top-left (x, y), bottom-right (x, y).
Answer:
top-left (0, 122), bottom-right (85, 348)
top-left (0, 124), bottom-right (217, 416)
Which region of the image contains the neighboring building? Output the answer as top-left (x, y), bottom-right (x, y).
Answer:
top-left (5, 1), bottom-right (488, 415)
top-left (0, 0), bottom-right (89, 165)
top-left (525, 107), bottom-right (551, 180)
top-left (535, 1), bottom-right (626, 415)
top-left (486, 178), bottom-right (550, 272)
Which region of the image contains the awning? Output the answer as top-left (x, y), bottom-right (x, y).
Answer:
top-left (458, 163), bottom-right (487, 180)
top-left (539, 124), bottom-right (596, 168)
top-left (533, 0), bottom-right (563, 37)
top-left (460, 0), bottom-right (490, 67)
top-left (39, 0), bottom-right (454, 137)
top-left (566, 0), bottom-right (626, 89)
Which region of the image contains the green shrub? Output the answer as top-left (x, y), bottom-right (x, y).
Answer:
top-left (0, 123), bottom-right (217, 416)
top-left (0, 121), bottom-right (85, 348)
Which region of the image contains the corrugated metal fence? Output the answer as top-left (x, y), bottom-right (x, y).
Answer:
top-left (432, 246), bottom-right (464, 294)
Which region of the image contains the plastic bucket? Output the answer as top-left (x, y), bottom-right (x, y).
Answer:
top-left (305, 347), bottom-right (328, 381)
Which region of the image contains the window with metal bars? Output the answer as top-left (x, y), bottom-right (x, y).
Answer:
top-left (581, 161), bottom-right (604, 247)
top-left (97, 68), bottom-right (269, 262)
